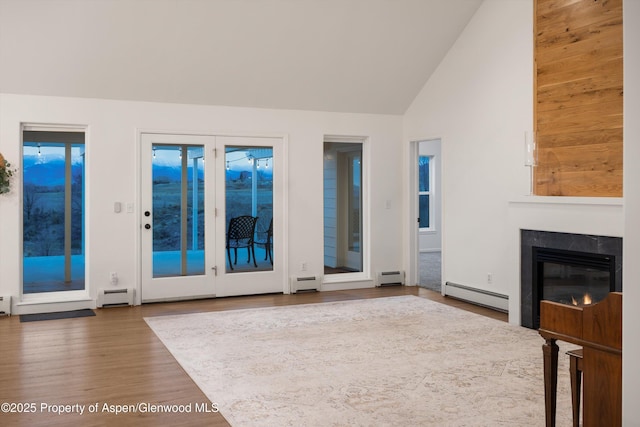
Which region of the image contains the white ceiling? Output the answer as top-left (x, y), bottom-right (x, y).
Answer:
top-left (0, 0), bottom-right (482, 115)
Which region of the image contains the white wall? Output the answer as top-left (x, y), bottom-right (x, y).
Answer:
top-left (404, 0), bottom-right (534, 299)
top-left (623, 0), bottom-right (640, 423)
top-left (404, 0), bottom-right (626, 314)
top-left (0, 94), bottom-right (404, 312)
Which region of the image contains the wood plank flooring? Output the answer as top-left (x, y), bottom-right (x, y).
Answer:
top-left (0, 287), bottom-right (506, 426)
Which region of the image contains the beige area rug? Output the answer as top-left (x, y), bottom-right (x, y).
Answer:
top-left (145, 296), bottom-right (575, 426)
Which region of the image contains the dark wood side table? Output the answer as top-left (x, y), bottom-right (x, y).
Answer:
top-left (538, 292), bottom-right (622, 427)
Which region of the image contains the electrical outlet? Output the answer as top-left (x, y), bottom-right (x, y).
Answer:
top-left (301, 262), bottom-right (307, 271)
top-left (487, 273), bottom-right (493, 284)
top-left (110, 272), bottom-right (118, 285)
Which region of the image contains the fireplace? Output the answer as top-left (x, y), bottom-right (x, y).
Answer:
top-left (520, 230), bottom-right (622, 329)
top-left (532, 247), bottom-right (616, 329)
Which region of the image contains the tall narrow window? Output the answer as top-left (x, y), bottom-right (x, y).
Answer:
top-left (324, 140), bottom-right (364, 275)
top-left (23, 129), bottom-right (85, 294)
top-left (418, 155), bottom-right (432, 229)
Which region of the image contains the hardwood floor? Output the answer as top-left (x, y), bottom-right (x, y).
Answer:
top-left (0, 287), bottom-right (506, 426)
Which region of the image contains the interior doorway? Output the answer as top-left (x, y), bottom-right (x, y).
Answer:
top-left (413, 139), bottom-right (442, 292)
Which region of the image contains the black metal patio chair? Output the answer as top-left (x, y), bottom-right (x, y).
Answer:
top-left (254, 218), bottom-right (273, 265)
top-left (226, 215), bottom-right (258, 270)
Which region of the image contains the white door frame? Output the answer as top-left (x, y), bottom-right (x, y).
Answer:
top-left (408, 138), bottom-right (443, 293)
top-left (408, 141), bottom-right (419, 288)
top-left (323, 135), bottom-right (370, 284)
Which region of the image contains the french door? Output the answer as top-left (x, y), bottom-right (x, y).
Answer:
top-left (141, 133), bottom-right (215, 301)
top-left (214, 135), bottom-right (285, 297)
top-left (140, 133), bottom-right (285, 301)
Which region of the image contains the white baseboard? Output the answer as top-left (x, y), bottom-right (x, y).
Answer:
top-left (443, 282), bottom-right (508, 313)
top-left (15, 299), bottom-right (95, 315)
top-left (320, 280), bottom-right (373, 292)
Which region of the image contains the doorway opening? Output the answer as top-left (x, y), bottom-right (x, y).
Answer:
top-left (413, 139), bottom-right (442, 292)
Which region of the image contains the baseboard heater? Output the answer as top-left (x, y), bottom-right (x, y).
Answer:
top-left (0, 295), bottom-right (11, 316)
top-left (97, 288), bottom-right (135, 307)
top-left (376, 271), bottom-right (405, 287)
top-left (290, 276), bottom-right (321, 293)
top-left (444, 282), bottom-right (508, 313)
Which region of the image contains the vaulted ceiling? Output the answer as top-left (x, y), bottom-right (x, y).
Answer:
top-left (0, 0), bottom-right (482, 115)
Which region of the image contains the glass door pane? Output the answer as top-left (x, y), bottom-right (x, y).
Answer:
top-left (23, 131), bottom-right (85, 294)
top-left (225, 146), bottom-right (273, 273)
top-left (152, 144), bottom-right (205, 277)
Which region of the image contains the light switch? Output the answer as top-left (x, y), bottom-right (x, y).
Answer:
top-left (114, 202), bottom-right (122, 213)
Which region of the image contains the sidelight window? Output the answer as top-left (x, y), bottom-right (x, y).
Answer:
top-left (22, 128), bottom-right (85, 294)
